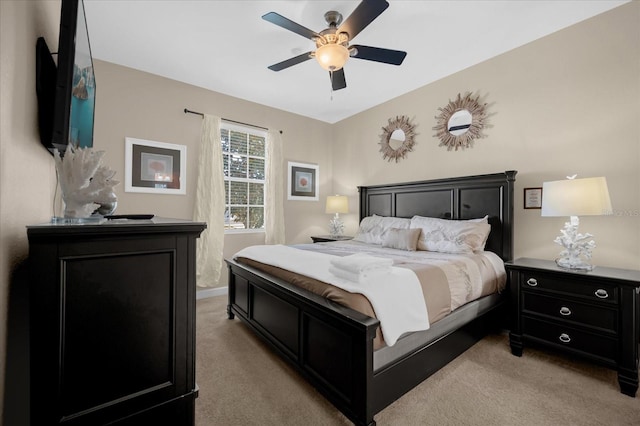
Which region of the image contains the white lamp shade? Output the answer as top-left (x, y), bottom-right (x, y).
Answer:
top-left (315, 43), bottom-right (349, 71)
top-left (541, 176), bottom-right (612, 217)
top-left (326, 195), bottom-right (349, 214)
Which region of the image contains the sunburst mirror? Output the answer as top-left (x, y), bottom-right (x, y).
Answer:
top-left (379, 115), bottom-right (418, 162)
top-left (433, 92), bottom-right (488, 151)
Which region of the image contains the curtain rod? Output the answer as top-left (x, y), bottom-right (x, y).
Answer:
top-left (184, 108), bottom-right (281, 133)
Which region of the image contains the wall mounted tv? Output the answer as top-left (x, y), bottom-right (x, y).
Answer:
top-left (36, 0), bottom-right (95, 156)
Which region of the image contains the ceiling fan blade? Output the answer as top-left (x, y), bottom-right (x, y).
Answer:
top-left (330, 68), bottom-right (347, 91)
top-left (268, 51), bottom-right (314, 71)
top-left (351, 45), bottom-right (407, 65)
top-left (262, 12), bottom-right (321, 41)
top-left (338, 0), bottom-right (389, 40)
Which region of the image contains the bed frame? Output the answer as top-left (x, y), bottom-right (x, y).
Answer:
top-left (226, 171), bottom-right (516, 425)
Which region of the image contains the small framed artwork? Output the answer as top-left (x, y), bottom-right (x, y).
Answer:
top-left (524, 187), bottom-right (543, 209)
top-left (125, 137), bottom-right (187, 195)
top-left (287, 161), bottom-right (319, 201)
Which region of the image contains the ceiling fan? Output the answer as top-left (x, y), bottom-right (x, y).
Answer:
top-left (262, 0), bottom-right (407, 91)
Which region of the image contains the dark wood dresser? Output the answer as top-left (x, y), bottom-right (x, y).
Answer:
top-left (27, 218), bottom-right (206, 425)
top-left (507, 258), bottom-right (639, 397)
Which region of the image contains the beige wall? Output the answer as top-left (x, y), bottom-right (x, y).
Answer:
top-left (92, 60), bottom-right (335, 286)
top-left (1, 0), bottom-right (62, 420)
top-left (332, 2), bottom-right (640, 270)
top-left (1, 0), bottom-right (638, 418)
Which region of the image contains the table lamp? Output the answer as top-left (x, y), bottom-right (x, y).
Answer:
top-left (541, 175), bottom-right (612, 271)
top-left (326, 195), bottom-right (349, 237)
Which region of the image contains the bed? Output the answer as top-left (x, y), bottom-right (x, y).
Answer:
top-left (225, 171), bottom-right (516, 426)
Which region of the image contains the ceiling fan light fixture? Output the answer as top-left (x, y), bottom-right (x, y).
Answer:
top-left (315, 43), bottom-right (349, 71)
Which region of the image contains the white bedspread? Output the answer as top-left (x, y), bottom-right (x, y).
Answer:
top-left (296, 240), bottom-right (507, 311)
top-left (233, 244), bottom-right (430, 346)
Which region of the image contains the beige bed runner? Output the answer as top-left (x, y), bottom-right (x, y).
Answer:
top-left (235, 241), bottom-right (505, 349)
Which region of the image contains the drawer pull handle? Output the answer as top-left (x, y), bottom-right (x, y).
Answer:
top-left (594, 289), bottom-right (609, 299)
top-left (526, 278), bottom-right (538, 287)
top-left (559, 333), bottom-right (571, 343)
top-left (559, 307), bottom-right (572, 316)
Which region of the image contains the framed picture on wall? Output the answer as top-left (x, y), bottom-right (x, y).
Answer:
top-left (287, 161), bottom-right (319, 201)
top-left (125, 137), bottom-right (187, 195)
top-left (524, 187), bottom-right (543, 209)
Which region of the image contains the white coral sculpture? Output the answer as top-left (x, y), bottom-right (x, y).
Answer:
top-left (553, 219), bottom-right (596, 266)
top-left (54, 145), bottom-right (119, 218)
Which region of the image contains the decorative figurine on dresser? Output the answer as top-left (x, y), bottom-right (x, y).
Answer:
top-left (27, 218), bottom-right (206, 425)
top-left (507, 258), bottom-right (640, 397)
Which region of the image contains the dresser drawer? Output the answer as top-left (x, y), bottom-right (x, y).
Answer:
top-left (522, 316), bottom-right (617, 362)
top-left (520, 272), bottom-right (618, 304)
top-left (522, 292), bottom-right (617, 333)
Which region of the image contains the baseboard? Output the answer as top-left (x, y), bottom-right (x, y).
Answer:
top-left (196, 286), bottom-right (228, 300)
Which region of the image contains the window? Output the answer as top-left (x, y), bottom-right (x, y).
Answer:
top-left (221, 123), bottom-right (266, 231)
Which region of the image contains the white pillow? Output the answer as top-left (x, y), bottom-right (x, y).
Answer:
top-left (382, 228), bottom-right (421, 251)
top-left (410, 215), bottom-right (491, 254)
top-left (469, 215), bottom-right (489, 223)
top-left (353, 215), bottom-right (411, 245)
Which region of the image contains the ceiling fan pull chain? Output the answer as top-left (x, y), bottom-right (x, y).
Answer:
top-left (329, 70), bottom-right (334, 101)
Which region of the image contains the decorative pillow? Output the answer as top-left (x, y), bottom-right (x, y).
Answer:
top-left (469, 215), bottom-right (489, 223)
top-left (467, 215), bottom-right (490, 250)
top-left (353, 215), bottom-right (411, 245)
top-left (382, 228), bottom-right (421, 251)
top-left (410, 215), bottom-right (491, 254)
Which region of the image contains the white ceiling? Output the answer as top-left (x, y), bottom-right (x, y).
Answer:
top-left (83, 0), bottom-right (627, 124)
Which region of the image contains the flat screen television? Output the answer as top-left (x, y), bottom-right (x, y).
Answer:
top-left (36, 0), bottom-right (95, 156)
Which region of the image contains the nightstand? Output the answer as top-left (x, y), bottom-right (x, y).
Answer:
top-left (310, 235), bottom-right (353, 243)
top-left (506, 258), bottom-right (640, 397)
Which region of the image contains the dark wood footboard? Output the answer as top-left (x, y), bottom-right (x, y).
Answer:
top-left (227, 259), bottom-right (506, 426)
top-left (227, 259), bottom-right (380, 425)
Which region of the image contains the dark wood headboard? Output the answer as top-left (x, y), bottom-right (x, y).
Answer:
top-left (358, 171), bottom-right (517, 262)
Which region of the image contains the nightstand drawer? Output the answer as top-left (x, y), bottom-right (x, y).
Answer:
top-left (523, 317), bottom-right (617, 362)
top-left (522, 292), bottom-right (617, 333)
top-left (520, 273), bottom-right (618, 304)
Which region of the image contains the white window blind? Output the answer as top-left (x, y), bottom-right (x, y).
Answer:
top-left (221, 122), bottom-right (266, 231)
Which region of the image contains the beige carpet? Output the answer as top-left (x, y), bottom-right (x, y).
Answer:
top-left (195, 295), bottom-right (640, 425)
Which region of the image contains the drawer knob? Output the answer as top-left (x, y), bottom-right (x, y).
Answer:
top-left (559, 333), bottom-right (571, 343)
top-left (559, 307), bottom-right (572, 316)
top-left (594, 289), bottom-right (609, 299)
top-left (526, 278), bottom-right (538, 287)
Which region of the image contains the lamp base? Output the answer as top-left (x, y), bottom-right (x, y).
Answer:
top-left (552, 215), bottom-right (596, 272)
top-left (328, 213), bottom-right (344, 237)
top-left (555, 257), bottom-right (594, 272)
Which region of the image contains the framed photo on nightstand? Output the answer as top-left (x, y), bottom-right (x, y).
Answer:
top-left (524, 187), bottom-right (542, 209)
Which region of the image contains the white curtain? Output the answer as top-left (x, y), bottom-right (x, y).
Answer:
top-left (193, 115), bottom-right (225, 287)
top-left (265, 130), bottom-right (285, 244)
